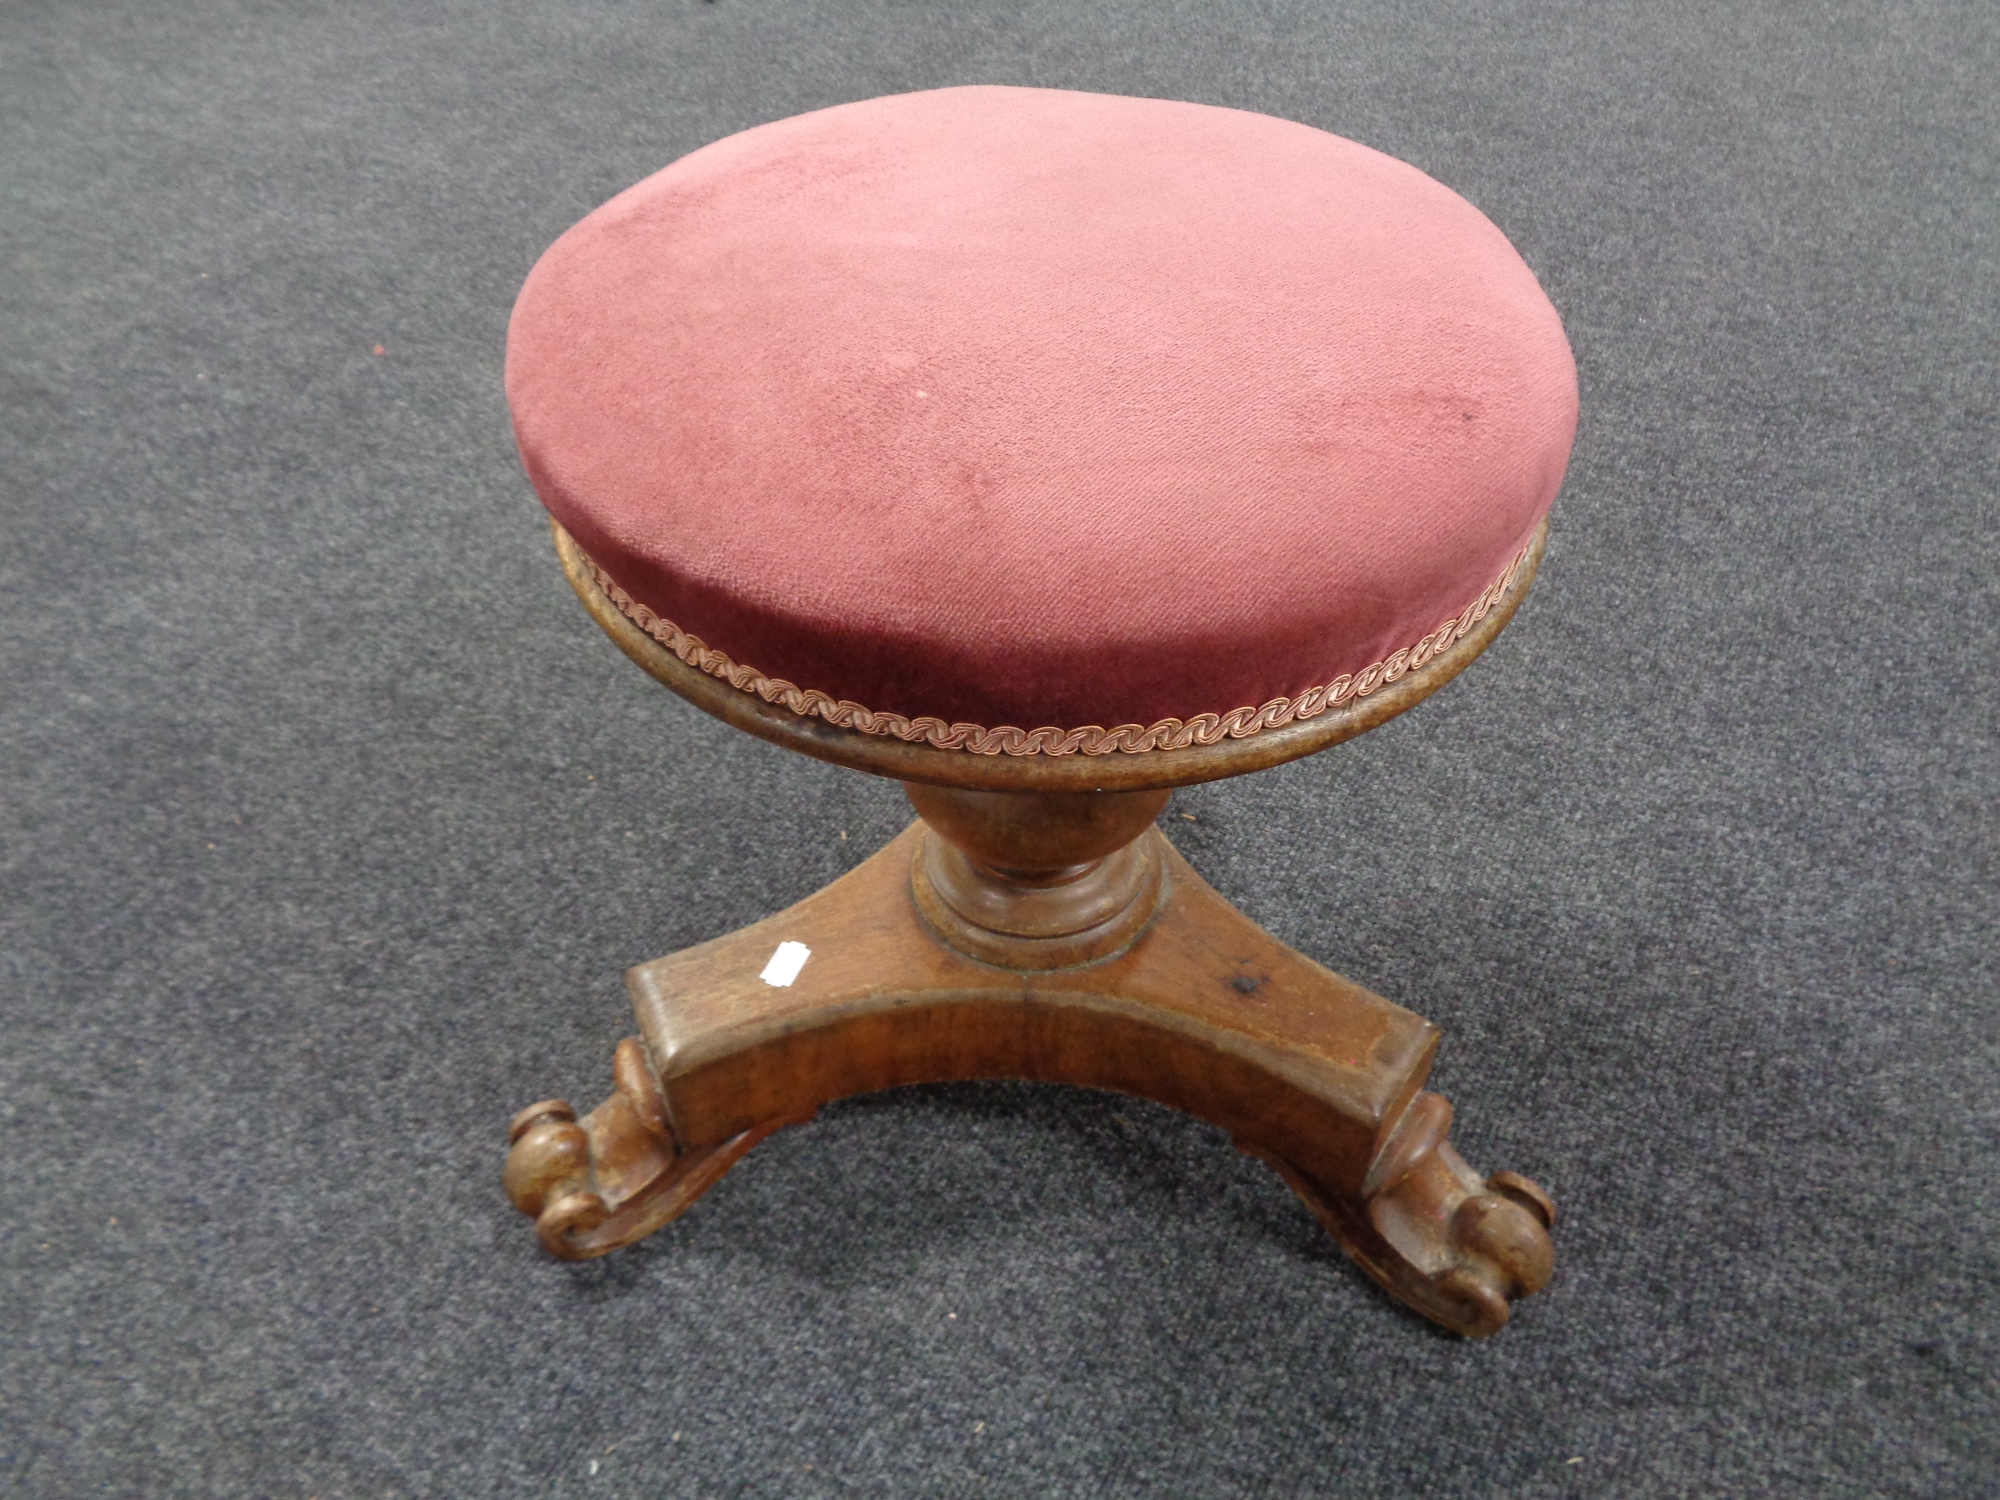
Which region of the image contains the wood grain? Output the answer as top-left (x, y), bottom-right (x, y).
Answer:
top-left (507, 817), bottom-right (1556, 1336)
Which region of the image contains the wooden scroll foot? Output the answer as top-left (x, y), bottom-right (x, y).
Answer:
top-left (505, 793), bottom-right (1554, 1335)
top-left (503, 1037), bottom-right (797, 1258)
top-left (1252, 1093), bottom-right (1556, 1338)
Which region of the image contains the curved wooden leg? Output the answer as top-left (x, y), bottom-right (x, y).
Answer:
top-left (505, 813), bottom-right (1555, 1335)
top-left (502, 1036), bottom-right (798, 1259)
top-left (1251, 1092), bottom-right (1557, 1338)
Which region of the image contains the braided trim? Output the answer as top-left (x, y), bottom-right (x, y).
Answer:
top-left (584, 545), bottom-right (1530, 757)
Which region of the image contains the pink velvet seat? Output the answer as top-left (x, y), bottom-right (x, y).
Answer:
top-left (506, 86), bottom-right (1576, 752)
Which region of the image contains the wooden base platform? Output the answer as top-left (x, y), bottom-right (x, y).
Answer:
top-left (505, 791), bottom-right (1555, 1338)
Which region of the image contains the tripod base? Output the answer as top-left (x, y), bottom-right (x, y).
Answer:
top-left (505, 819), bottom-right (1554, 1337)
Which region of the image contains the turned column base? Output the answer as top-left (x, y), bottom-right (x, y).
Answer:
top-left (505, 808), bottom-right (1555, 1338)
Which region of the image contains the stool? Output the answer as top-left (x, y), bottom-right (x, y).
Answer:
top-left (499, 87), bottom-right (1577, 1337)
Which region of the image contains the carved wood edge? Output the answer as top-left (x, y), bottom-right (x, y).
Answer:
top-left (1249, 1092), bottom-right (1557, 1338)
top-left (552, 518), bottom-right (1547, 792)
top-left (502, 1038), bottom-right (808, 1260)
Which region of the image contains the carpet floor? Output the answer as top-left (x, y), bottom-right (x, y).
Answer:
top-left (3, 2), bottom-right (1994, 1496)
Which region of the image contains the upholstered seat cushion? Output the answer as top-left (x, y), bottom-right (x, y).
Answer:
top-left (507, 86), bottom-right (1576, 741)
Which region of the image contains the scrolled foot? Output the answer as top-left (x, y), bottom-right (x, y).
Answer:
top-left (1262, 1091), bottom-right (1557, 1338)
top-left (504, 1099), bottom-right (598, 1243)
top-left (503, 1037), bottom-right (775, 1259)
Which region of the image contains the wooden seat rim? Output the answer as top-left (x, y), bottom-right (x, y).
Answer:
top-left (552, 517), bottom-right (1546, 793)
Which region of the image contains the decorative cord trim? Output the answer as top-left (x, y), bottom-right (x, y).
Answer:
top-left (583, 544), bottom-right (1530, 757)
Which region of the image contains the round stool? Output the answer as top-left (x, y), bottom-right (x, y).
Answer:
top-left (500, 86), bottom-right (1575, 1337)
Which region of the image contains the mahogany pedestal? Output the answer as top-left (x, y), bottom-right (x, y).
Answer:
top-left (502, 524), bottom-right (1558, 1339)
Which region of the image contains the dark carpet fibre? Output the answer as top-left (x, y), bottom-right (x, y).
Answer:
top-left (3, 2), bottom-right (1995, 1496)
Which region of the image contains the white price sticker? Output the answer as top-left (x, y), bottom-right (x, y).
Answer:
top-left (759, 941), bottom-right (811, 988)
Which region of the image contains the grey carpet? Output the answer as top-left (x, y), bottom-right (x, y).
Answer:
top-left (3, 2), bottom-right (1994, 1496)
